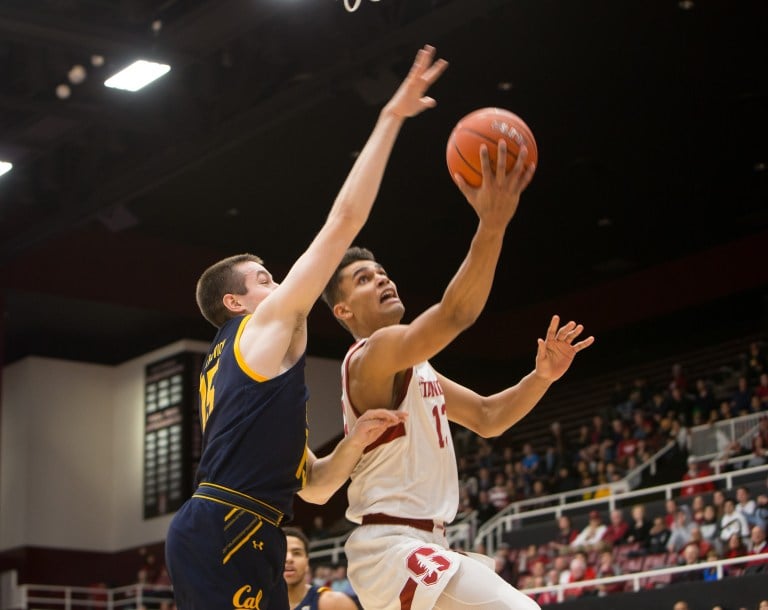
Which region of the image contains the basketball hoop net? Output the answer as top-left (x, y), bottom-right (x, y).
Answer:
top-left (341, 0), bottom-right (380, 12)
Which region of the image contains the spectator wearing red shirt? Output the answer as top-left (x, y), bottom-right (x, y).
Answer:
top-left (680, 457), bottom-right (715, 497)
top-left (603, 509), bottom-right (630, 546)
top-left (563, 555), bottom-right (597, 599)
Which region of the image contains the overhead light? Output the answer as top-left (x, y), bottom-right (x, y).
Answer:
top-left (104, 60), bottom-right (170, 92)
top-left (0, 161), bottom-right (13, 177)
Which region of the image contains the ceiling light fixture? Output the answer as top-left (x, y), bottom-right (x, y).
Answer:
top-left (104, 60), bottom-right (171, 92)
top-left (0, 161), bottom-right (13, 177)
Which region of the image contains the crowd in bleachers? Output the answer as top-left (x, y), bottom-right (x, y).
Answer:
top-left (444, 338), bottom-right (768, 605)
top-left (454, 339), bottom-right (768, 532)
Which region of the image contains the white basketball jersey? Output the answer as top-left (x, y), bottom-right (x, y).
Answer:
top-left (342, 340), bottom-right (459, 525)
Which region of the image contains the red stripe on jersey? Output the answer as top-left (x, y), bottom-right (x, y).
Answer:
top-left (343, 340), bottom-right (368, 418)
top-left (364, 422), bottom-right (406, 454)
top-left (399, 577), bottom-right (418, 610)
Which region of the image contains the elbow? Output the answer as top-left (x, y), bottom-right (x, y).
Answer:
top-left (468, 404), bottom-right (504, 439)
top-left (299, 487), bottom-right (332, 505)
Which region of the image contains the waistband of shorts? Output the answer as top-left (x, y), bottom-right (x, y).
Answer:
top-left (361, 513), bottom-right (445, 533)
top-left (192, 482), bottom-right (284, 527)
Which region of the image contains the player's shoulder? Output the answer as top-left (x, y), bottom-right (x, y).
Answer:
top-left (318, 588), bottom-right (358, 610)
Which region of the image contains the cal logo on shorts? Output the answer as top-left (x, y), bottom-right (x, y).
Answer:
top-left (232, 584), bottom-right (264, 609)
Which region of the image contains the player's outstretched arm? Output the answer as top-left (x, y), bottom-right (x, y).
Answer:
top-left (440, 315), bottom-right (594, 437)
top-left (299, 409), bottom-right (407, 504)
top-left (255, 46), bottom-right (448, 326)
top-left (358, 142), bottom-right (535, 379)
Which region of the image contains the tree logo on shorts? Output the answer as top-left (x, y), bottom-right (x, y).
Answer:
top-left (406, 546), bottom-right (451, 586)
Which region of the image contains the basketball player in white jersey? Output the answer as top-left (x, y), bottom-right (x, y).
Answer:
top-left (320, 141), bottom-right (594, 610)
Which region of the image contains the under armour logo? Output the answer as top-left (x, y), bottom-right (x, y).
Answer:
top-left (252, 540), bottom-right (264, 551)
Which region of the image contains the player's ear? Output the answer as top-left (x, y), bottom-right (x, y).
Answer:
top-left (222, 293), bottom-right (246, 314)
top-left (333, 301), bottom-right (353, 322)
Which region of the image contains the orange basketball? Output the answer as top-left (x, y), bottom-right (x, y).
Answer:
top-left (446, 107), bottom-right (538, 187)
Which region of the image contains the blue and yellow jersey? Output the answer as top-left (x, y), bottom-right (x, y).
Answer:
top-left (295, 585), bottom-right (330, 610)
top-left (196, 314), bottom-right (309, 519)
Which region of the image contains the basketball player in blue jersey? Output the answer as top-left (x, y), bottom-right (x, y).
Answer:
top-left (283, 527), bottom-right (357, 610)
top-left (321, 142), bottom-right (594, 609)
top-left (165, 45), bottom-right (448, 610)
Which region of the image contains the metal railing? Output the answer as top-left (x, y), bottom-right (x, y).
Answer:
top-left (690, 411), bottom-right (765, 457)
top-left (476, 463), bottom-right (768, 556)
top-left (521, 552), bottom-right (768, 603)
top-left (2, 580), bottom-right (174, 610)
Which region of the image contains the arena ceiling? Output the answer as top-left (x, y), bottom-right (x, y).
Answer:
top-left (1, 0), bottom-right (767, 375)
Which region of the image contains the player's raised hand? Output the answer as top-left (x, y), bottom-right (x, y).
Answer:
top-left (347, 409), bottom-right (408, 449)
top-left (534, 315), bottom-right (595, 383)
top-left (384, 45), bottom-right (448, 119)
top-left (454, 141), bottom-right (536, 229)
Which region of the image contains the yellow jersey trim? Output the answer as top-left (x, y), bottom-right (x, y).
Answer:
top-left (234, 315), bottom-right (269, 382)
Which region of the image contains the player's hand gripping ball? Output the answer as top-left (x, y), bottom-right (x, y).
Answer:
top-left (446, 107), bottom-right (538, 187)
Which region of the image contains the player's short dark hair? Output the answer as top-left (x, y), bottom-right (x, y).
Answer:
top-left (283, 526), bottom-right (310, 554)
top-left (321, 246), bottom-right (376, 308)
top-left (196, 253), bottom-right (263, 328)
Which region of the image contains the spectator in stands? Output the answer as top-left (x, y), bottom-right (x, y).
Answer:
top-left (681, 457), bottom-right (716, 497)
top-left (603, 509), bottom-right (630, 546)
top-left (693, 378), bottom-right (717, 424)
top-left (474, 489), bottom-right (498, 525)
top-left (713, 489), bottom-right (727, 520)
top-left (688, 526), bottom-right (713, 559)
top-left (625, 504), bottom-right (652, 548)
top-left (308, 515), bottom-right (329, 541)
top-left (647, 515), bottom-right (672, 555)
top-left (553, 465), bottom-right (579, 493)
top-left (551, 514), bottom-right (578, 554)
top-left (691, 494), bottom-right (706, 523)
top-left (494, 547), bottom-right (518, 585)
top-left (668, 506), bottom-right (696, 554)
top-left (758, 600), bottom-right (768, 610)
top-left (668, 418), bottom-right (690, 457)
top-left (731, 376), bottom-right (753, 414)
top-left (670, 363), bottom-right (688, 393)
top-left (700, 504), bottom-right (721, 548)
top-left (616, 426), bottom-right (640, 468)
top-left (753, 494), bottom-right (768, 530)
top-left (736, 486), bottom-right (757, 524)
top-left (665, 499), bottom-right (680, 528)
top-left (488, 472), bottom-right (511, 511)
top-left (476, 466), bottom-right (493, 495)
top-left (702, 548), bottom-right (721, 582)
top-left (756, 374), bottom-right (768, 408)
top-left (748, 434), bottom-right (768, 468)
top-left (667, 385), bottom-right (694, 427)
top-left (743, 525), bottom-right (768, 574)
top-left (571, 510), bottom-right (607, 551)
top-left (529, 575), bottom-right (557, 607)
top-left (745, 342), bottom-right (767, 385)
top-left (562, 554), bottom-right (596, 599)
top-left (671, 543), bottom-right (704, 583)
top-left (528, 479), bottom-right (552, 508)
top-left (521, 442), bottom-right (540, 476)
top-left (727, 532), bottom-right (749, 564)
top-left (595, 549), bottom-right (623, 596)
top-left (672, 601), bottom-right (690, 610)
top-left (720, 497), bottom-right (751, 544)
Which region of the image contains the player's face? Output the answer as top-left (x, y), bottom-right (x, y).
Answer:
top-left (283, 536), bottom-right (309, 586)
top-left (235, 261), bottom-right (278, 311)
top-left (337, 259), bottom-right (404, 329)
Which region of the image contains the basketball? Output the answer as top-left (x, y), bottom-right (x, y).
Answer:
top-left (446, 107), bottom-right (538, 187)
